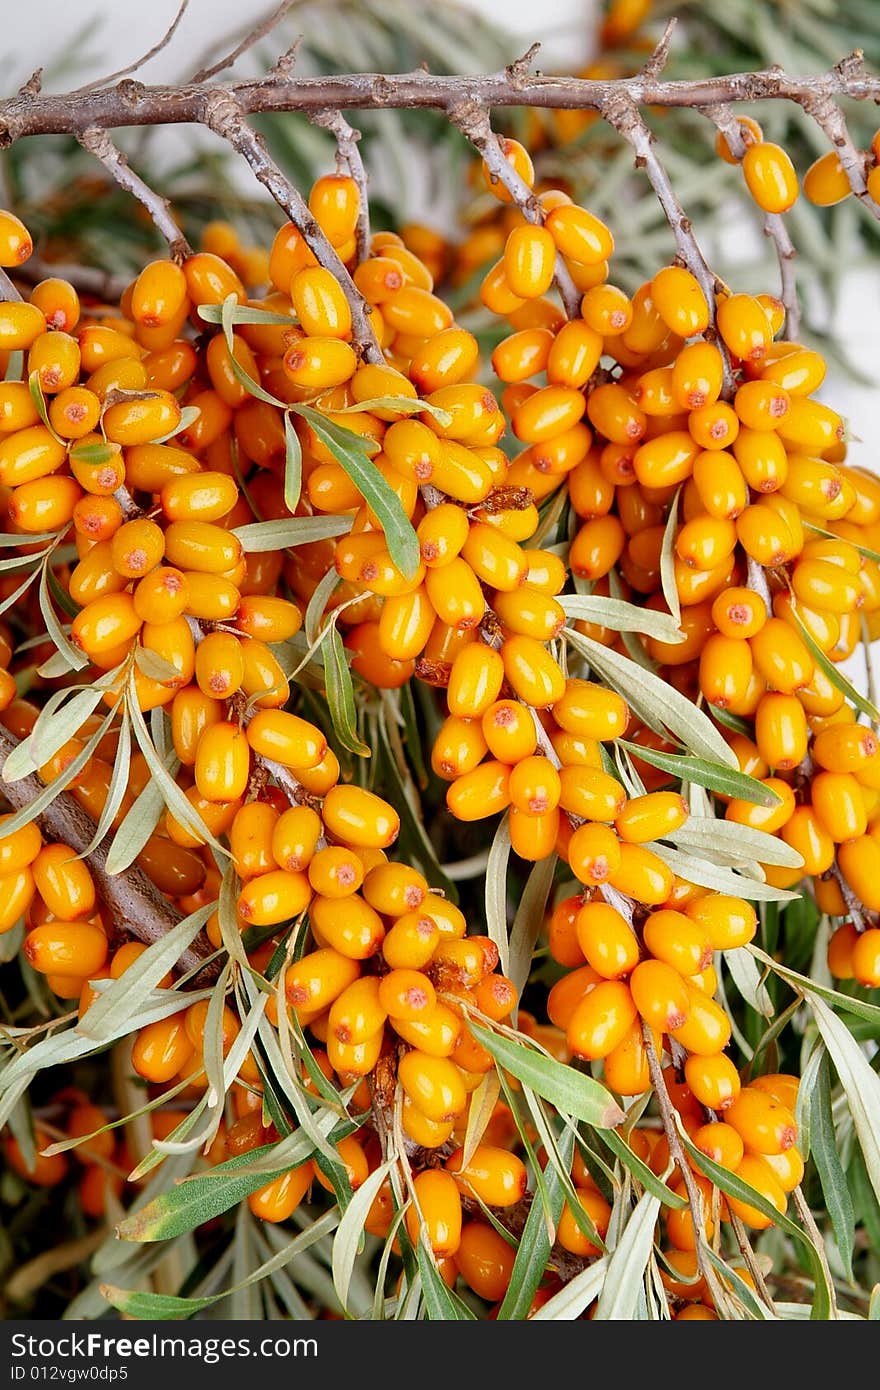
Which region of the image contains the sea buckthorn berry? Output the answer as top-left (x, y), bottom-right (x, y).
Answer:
top-left (851, 928), bottom-right (880, 988)
top-left (161, 470), bottom-right (238, 524)
top-left (382, 913), bottom-right (441, 970)
top-left (314, 785), bottom-right (397, 850)
top-left (32, 845), bottom-right (95, 920)
top-left (734, 378), bottom-right (791, 430)
top-left (499, 635), bottom-right (565, 709)
top-left (391, 998), bottom-right (462, 1056)
top-left (398, 1050), bottom-right (467, 1123)
top-left (780, 806), bottom-right (834, 876)
top-left (811, 771), bottom-right (867, 842)
top-left (71, 592), bottom-right (141, 657)
top-left (28, 330), bottom-right (81, 392)
top-left (481, 137), bottom-right (534, 201)
top-left (569, 514), bottom-right (626, 579)
top-left (0, 209), bottom-right (33, 265)
top-left (838, 835), bottom-right (880, 912)
top-left (557, 1186), bottom-right (611, 1258)
top-left (229, 801), bottom-right (279, 879)
top-left (666, 985), bottom-right (730, 1059)
top-left (711, 586), bottom-right (767, 639)
top-left (194, 630), bottom-right (244, 700)
top-left (194, 720), bottom-right (250, 803)
top-left (23, 918), bottom-right (106, 978)
top-left (581, 282), bottom-right (632, 336)
top-left (813, 723), bottom-right (878, 773)
top-left (693, 449), bottom-right (748, 520)
top-left (430, 715), bottom-right (488, 781)
top-left (0, 301), bottom-right (45, 349)
top-left (109, 518), bottom-right (165, 580)
top-left (308, 846), bottom-right (365, 899)
top-left (629, 959), bottom-right (690, 1032)
top-left (131, 1016), bottom-right (194, 1083)
top-left (510, 806), bottom-right (561, 861)
top-left (503, 225), bottom-right (557, 299)
top-left (0, 867), bottom-right (36, 933)
top-left (291, 266), bottom-right (353, 338)
top-left (309, 173), bottom-right (360, 245)
top-left (310, 892), bottom-right (384, 959)
top-left (102, 390), bottom-right (181, 446)
top-left (509, 755), bottom-right (561, 816)
top-left (133, 566), bottom-right (189, 625)
top-left (546, 319), bottom-right (604, 391)
top-left (285, 948), bottom-right (360, 1015)
top-left (750, 618), bottom-right (813, 693)
top-left (716, 294), bottom-right (773, 363)
top-left (248, 1163), bottom-right (314, 1224)
top-left (406, 1169), bottom-right (462, 1258)
top-left (742, 141), bottom-right (799, 213)
top-left (683, 1052), bottom-right (741, 1113)
top-left (698, 634), bottom-right (753, 709)
top-left (725, 777), bottom-right (795, 836)
top-left (792, 558), bottom-right (862, 614)
top-left (446, 760), bottom-right (511, 822)
top-left (183, 251), bottom-right (246, 306)
top-left (545, 202), bottom-right (613, 265)
top-left (282, 334), bottom-right (356, 388)
top-left (476, 703), bottom-right (535, 769)
top-left (328, 977), bottom-right (386, 1044)
top-left (131, 260), bottom-right (188, 327)
top-left (245, 710), bottom-right (326, 771)
top-left (377, 968), bottom-right (435, 1023)
top-left (492, 586), bottom-right (565, 643)
top-left (460, 522), bottom-right (526, 592)
top-left (714, 114), bottom-right (763, 163)
top-left (726, 1087), bottom-right (797, 1155)
top-left (755, 692), bottom-right (808, 770)
top-left (633, 431), bottom-right (699, 489)
top-left (560, 765), bottom-right (627, 823)
top-left (455, 1222), bottom-right (516, 1302)
top-left (567, 823), bottom-right (621, 889)
top-left (171, 685), bottom-right (223, 766)
top-left (575, 901), bottom-right (639, 978)
top-left (567, 979), bottom-right (637, 1061)
top-left (586, 382), bottom-right (646, 445)
top-left (651, 266), bottom-right (710, 337)
top-left (694, 1121), bottom-right (745, 1172)
top-left (554, 679), bottom-right (629, 741)
top-left (445, 1145), bottom-right (527, 1208)
top-left (512, 384), bottom-right (585, 444)
top-left (616, 791), bottom-right (689, 844)
top-left (643, 909), bottom-right (712, 976)
top-left (164, 521), bottom-right (241, 575)
top-left (0, 424), bottom-right (67, 487)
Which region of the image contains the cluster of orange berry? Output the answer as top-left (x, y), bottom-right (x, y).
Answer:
top-left (0, 103), bottom-right (874, 1318)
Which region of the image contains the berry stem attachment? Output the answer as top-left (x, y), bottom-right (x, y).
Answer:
top-left (832, 862), bottom-right (868, 934)
top-left (77, 127), bottom-right (194, 263)
top-left (202, 92), bottom-right (383, 362)
top-left (190, 0), bottom-right (298, 84)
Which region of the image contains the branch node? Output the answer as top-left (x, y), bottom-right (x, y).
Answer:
top-left (18, 69), bottom-right (43, 100)
top-left (506, 42), bottom-right (541, 84)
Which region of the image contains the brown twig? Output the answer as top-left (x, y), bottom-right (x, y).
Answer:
top-left (190, 0), bottom-right (298, 83)
top-left (641, 18), bottom-right (677, 81)
top-left (2, 60), bottom-right (880, 142)
top-left (71, 0), bottom-right (191, 96)
top-left (832, 861), bottom-right (868, 933)
top-left (792, 1185), bottom-right (839, 1317)
top-left (77, 128), bottom-right (193, 263)
top-left (641, 1024), bottom-right (719, 1294)
top-left (310, 110), bottom-right (371, 266)
top-left (202, 91), bottom-right (382, 362)
top-left (0, 727), bottom-right (216, 977)
top-left (705, 103), bottom-right (800, 337)
top-left (449, 100), bottom-right (581, 320)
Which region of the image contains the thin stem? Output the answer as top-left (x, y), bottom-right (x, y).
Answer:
top-left (0, 727), bottom-right (216, 977)
top-left (448, 101), bottom-right (581, 320)
top-left (77, 127), bottom-right (193, 262)
top-left (832, 861), bottom-right (868, 933)
top-left (190, 0), bottom-right (298, 83)
top-left (202, 92), bottom-right (382, 362)
top-left (642, 1025), bottom-right (716, 1293)
top-left (727, 1209), bottom-right (778, 1313)
top-left (311, 110), bottom-right (371, 266)
top-left (792, 1185), bottom-right (838, 1318)
top-left (71, 0), bottom-right (190, 96)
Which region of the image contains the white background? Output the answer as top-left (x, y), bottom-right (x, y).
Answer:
top-left (3, 0), bottom-right (878, 457)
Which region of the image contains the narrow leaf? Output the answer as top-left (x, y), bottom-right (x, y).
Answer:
top-left (618, 740), bottom-right (782, 807)
top-left (233, 515), bottom-right (352, 552)
top-left (283, 411), bottom-right (302, 514)
top-left (593, 1190), bottom-right (660, 1320)
top-left (324, 624), bottom-right (370, 757)
top-left (471, 1024), bottom-right (624, 1130)
top-left (561, 593), bottom-right (684, 643)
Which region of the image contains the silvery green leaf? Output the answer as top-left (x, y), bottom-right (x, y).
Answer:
top-left (485, 812), bottom-right (511, 977)
top-left (659, 485), bottom-right (682, 631)
top-left (650, 844), bottom-right (800, 902)
top-left (807, 991), bottom-right (880, 1211)
top-left (564, 627), bottom-right (736, 768)
top-left (332, 1160), bottom-right (393, 1315)
top-left (233, 515), bottom-right (353, 552)
top-left (560, 594), bottom-right (683, 643)
top-left (593, 1190), bottom-right (661, 1320)
top-left (670, 819), bottom-right (804, 869)
top-left (724, 947), bottom-right (773, 1016)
